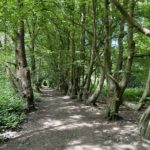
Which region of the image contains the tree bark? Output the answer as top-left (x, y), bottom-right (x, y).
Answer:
top-left (137, 69), bottom-right (150, 110)
top-left (114, 0), bottom-right (127, 80)
top-left (26, 16), bottom-right (39, 83)
top-left (120, 0), bottom-right (135, 89)
top-left (79, 0), bottom-right (97, 101)
top-left (86, 67), bottom-right (105, 105)
top-left (67, 1), bottom-right (79, 98)
top-left (139, 105), bottom-right (150, 139)
top-left (80, 1), bottom-right (86, 83)
top-left (27, 21), bottom-right (36, 73)
top-left (15, 0), bottom-right (35, 111)
top-left (105, 0), bottom-right (135, 120)
top-left (104, 0), bottom-right (119, 120)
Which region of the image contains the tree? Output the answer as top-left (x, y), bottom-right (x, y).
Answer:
top-left (79, 0), bottom-right (98, 101)
top-left (15, 0), bottom-right (35, 111)
top-left (103, 0), bottom-right (136, 120)
top-left (139, 105), bottom-right (150, 139)
top-left (0, 0), bottom-right (149, 139)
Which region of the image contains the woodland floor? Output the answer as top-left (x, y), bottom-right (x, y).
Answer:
top-left (0, 88), bottom-right (150, 150)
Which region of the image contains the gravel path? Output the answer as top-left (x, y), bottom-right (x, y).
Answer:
top-left (0, 88), bottom-right (150, 150)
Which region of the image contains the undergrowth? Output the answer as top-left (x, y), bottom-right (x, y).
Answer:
top-left (0, 76), bottom-right (26, 133)
top-left (124, 88), bottom-right (143, 102)
top-left (101, 86), bottom-right (144, 102)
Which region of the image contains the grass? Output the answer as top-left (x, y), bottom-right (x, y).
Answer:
top-left (101, 86), bottom-right (144, 102)
top-left (124, 88), bottom-right (144, 102)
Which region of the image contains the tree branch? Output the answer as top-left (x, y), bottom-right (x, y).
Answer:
top-left (6, 62), bottom-right (17, 67)
top-left (107, 73), bottom-right (120, 89)
top-left (111, 0), bottom-right (150, 37)
top-left (124, 53), bottom-right (150, 59)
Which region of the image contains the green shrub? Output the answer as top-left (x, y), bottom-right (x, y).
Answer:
top-left (34, 91), bottom-right (41, 102)
top-left (101, 86), bottom-right (143, 102)
top-left (124, 88), bottom-right (143, 102)
top-left (0, 76), bottom-right (26, 132)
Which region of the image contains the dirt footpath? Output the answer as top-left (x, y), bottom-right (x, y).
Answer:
top-left (0, 89), bottom-right (150, 150)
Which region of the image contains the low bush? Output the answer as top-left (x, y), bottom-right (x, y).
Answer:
top-left (0, 77), bottom-right (26, 132)
top-left (34, 91), bottom-right (41, 102)
top-left (124, 88), bottom-right (143, 102)
top-left (101, 87), bottom-right (144, 102)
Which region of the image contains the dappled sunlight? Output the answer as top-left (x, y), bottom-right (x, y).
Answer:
top-left (57, 105), bottom-right (79, 111)
top-left (0, 131), bottom-right (22, 139)
top-left (102, 129), bottom-right (109, 133)
top-left (63, 101), bottom-right (73, 105)
top-left (54, 122), bottom-right (93, 131)
top-left (37, 111), bottom-right (101, 131)
top-left (39, 115), bottom-right (93, 131)
top-left (40, 97), bottom-right (56, 102)
top-left (69, 115), bottom-right (84, 119)
top-left (112, 127), bottom-right (120, 131)
top-left (42, 119), bottom-right (63, 128)
top-left (0, 0), bottom-right (149, 148)
top-left (95, 112), bottom-right (101, 115)
top-left (142, 143), bottom-right (150, 149)
top-left (79, 104), bottom-right (104, 115)
top-left (119, 125), bottom-right (138, 135)
top-left (65, 144), bottom-right (110, 150)
top-left (62, 96), bottom-right (70, 100)
top-left (94, 130), bottom-right (102, 134)
top-left (80, 104), bottom-right (91, 109)
top-left (113, 143), bottom-right (136, 150)
top-left (101, 124), bottom-right (138, 138)
top-left (1, 89), bottom-right (149, 150)
top-left (46, 98), bottom-right (57, 101)
top-left (67, 139), bottom-right (82, 145)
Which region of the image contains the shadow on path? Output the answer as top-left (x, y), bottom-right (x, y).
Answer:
top-left (0, 88), bottom-right (150, 150)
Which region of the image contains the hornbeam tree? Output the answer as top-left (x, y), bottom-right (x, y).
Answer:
top-left (15, 0), bottom-right (35, 111)
top-left (104, 0), bottom-right (136, 120)
top-left (78, 0), bottom-right (98, 101)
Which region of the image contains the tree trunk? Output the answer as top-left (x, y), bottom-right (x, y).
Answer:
top-left (79, 0), bottom-right (97, 102)
top-left (105, 0), bottom-right (135, 120)
top-left (26, 16), bottom-right (39, 87)
top-left (30, 37), bottom-right (36, 73)
top-left (139, 106), bottom-right (150, 139)
top-left (114, 0), bottom-right (127, 80)
top-left (80, 1), bottom-right (86, 84)
top-left (77, 4), bottom-right (86, 100)
top-left (67, 2), bottom-right (79, 98)
top-left (124, 69), bottom-right (150, 111)
top-left (86, 67), bottom-right (105, 105)
top-left (68, 27), bottom-right (77, 98)
top-left (104, 0), bottom-right (118, 120)
top-left (15, 0), bottom-right (35, 111)
top-left (137, 69), bottom-right (150, 110)
top-left (106, 83), bottom-right (123, 120)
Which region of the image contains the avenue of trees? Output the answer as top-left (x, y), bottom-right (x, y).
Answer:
top-left (0, 0), bottom-right (150, 139)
